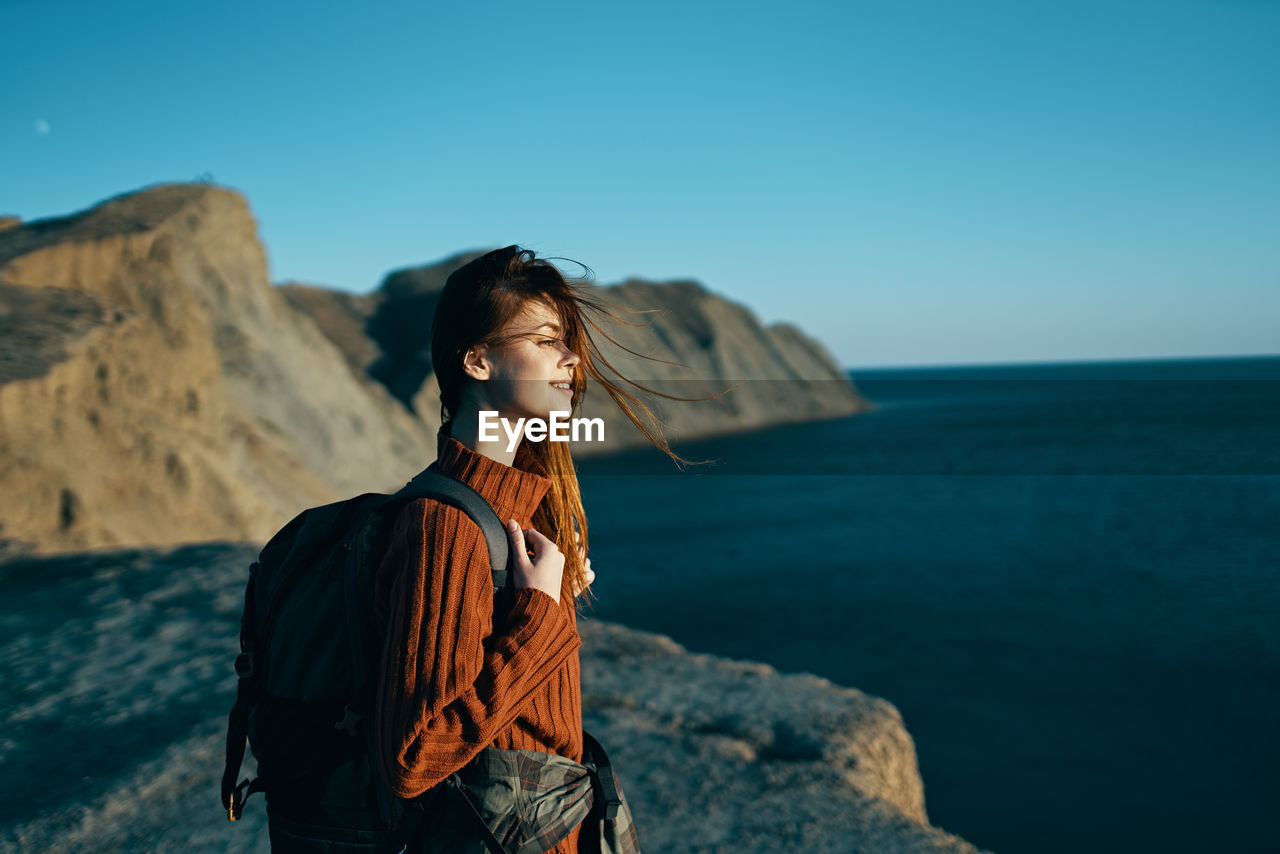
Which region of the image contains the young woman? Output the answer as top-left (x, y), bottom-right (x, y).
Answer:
top-left (369, 245), bottom-right (708, 853)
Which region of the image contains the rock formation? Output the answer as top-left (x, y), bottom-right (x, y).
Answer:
top-left (282, 261), bottom-right (872, 456)
top-left (0, 184), bottom-right (438, 554)
top-left (1, 183), bottom-right (870, 554)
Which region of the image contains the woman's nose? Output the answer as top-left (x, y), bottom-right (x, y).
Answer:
top-left (559, 343), bottom-right (580, 366)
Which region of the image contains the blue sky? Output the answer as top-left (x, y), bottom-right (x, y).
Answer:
top-left (4, 0), bottom-right (1277, 368)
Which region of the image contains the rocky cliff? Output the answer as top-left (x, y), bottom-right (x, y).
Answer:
top-left (282, 261), bottom-right (871, 456)
top-left (0, 182), bottom-right (870, 554)
top-left (0, 184), bottom-right (438, 554)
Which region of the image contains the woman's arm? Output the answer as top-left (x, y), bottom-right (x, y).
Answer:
top-left (372, 497), bottom-right (581, 798)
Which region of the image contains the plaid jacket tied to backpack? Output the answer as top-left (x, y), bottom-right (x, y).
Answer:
top-left (398, 732), bottom-right (641, 854)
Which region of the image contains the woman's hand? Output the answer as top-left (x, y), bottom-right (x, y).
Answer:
top-left (507, 520), bottom-right (564, 604)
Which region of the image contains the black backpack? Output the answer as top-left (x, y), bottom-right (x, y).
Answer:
top-left (221, 462), bottom-right (518, 853)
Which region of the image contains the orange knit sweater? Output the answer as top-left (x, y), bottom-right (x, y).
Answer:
top-left (372, 425), bottom-right (586, 854)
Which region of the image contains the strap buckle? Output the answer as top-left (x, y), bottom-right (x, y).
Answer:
top-left (226, 777), bottom-right (252, 821)
top-left (583, 732), bottom-right (622, 820)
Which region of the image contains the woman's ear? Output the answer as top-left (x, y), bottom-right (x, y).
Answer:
top-left (461, 345), bottom-right (491, 381)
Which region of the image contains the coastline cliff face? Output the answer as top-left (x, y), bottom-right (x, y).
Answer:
top-left (283, 261), bottom-right (873, 457)
top-left (0, 184), bottom-right (439, 554)
top-left (2, 183), bottom-right (870, 554)
top-left (563, 277), bottom-right (871, 453)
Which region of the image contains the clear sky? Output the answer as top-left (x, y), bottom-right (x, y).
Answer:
top-left (4, 0), bottom-right (1277, 369)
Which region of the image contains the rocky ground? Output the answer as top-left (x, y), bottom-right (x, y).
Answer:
top-left (0, 544), bottom-right (988, 853)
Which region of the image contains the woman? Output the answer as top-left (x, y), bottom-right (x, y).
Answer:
top-left (370, 245), bottom-right (710, 853)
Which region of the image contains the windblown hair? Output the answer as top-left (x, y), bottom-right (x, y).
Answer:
top-left (430, 245), bottom-right (724, 604)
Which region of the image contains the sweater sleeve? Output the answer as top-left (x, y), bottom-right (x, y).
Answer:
top-left (373, 497), bottom-right (581, 799)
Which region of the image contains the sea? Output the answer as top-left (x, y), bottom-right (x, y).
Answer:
top-left (573, 354), bottom-right (1280, 854)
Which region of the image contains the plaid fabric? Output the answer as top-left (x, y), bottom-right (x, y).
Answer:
top-left (411, 735), bottom-right (641, 854)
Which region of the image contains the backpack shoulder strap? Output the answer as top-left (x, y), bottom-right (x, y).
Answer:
top-left (344, 465), bottom-right (519, 820)
top-left (387, 464), bottom-right (511, 590)
top-left (344, 463), bottom-right (517, 717)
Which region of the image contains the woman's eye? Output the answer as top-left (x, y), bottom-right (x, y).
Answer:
top-left (539, 338), bottom-right (563, 347)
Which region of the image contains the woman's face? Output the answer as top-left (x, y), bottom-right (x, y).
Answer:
top-left (465, 298), bottom-right (580, 422)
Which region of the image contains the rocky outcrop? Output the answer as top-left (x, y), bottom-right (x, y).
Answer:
top-left (269, 282), bottom-right (381, 384)
top-left (283, 261), bottom-right (873, 456)
top-left (0, 184), bottom-right (437, 554)
top-left (568, 278), bottom-right (871, 453)
top-left (1, 183), bottom-right (870, 554)
top-left (0, 543), bottom-right (989, 854)
top-left (281, 250), bottom-right (488, 413)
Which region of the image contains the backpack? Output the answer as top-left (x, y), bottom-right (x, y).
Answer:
top-left (221, 462), bottom-right (517, 853)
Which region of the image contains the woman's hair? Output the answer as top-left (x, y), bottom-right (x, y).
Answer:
top-left (430, 244), bottom-right (724, 604)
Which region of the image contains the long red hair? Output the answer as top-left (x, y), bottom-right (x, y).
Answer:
top-left (430, 245), bottom-right (726, 603)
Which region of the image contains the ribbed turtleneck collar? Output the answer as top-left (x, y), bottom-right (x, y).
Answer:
top-left (431, 421), bottom-right (552, 527)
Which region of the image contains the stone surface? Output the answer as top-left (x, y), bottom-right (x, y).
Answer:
top-left (0, 544), bottom-right (989, 854)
